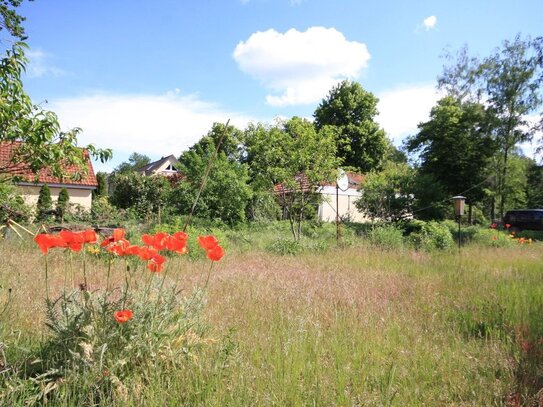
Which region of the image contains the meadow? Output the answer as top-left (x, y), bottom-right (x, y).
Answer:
top-left (0, 224), bottom-right (542, 406)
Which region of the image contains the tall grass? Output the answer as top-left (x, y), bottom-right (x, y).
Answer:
top-left (1, 233), bottom-right (542, 405)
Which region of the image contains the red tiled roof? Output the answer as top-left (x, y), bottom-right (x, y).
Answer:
top-left (0, 141), bottom-right (98, 187)
top-left (274, 171), bottom-right (364, 194)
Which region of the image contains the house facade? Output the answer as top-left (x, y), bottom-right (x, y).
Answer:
top-left (0, 142), bottom-right (98, 211)
top-left (274, 171), bottom-right (370, 223)
top-left (317, 172), bottom-right (370, 223)
top-left (137, 155), bottom-right (181, 176)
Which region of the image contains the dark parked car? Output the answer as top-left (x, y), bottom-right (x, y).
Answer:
top-left (503, 209), bottom-right (543, 232)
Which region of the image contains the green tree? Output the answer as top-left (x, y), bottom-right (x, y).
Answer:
top-left (406, 96), bottom-right (496, 214)
top-left (439, 35), bottom-right (543, 217)
top-left (112, 152), bottom-right (151, 175)
top-left (0, 43), bottom-right (111, 183)
top-left (55, 187), bottom-right (69, 222)
top-left (0, 0), bottom-right (31, 40)
top-left (314, 80), bottom-right (388, 172)
top-left (245, 117), bottom-right (339, 240)
top-left (355, 162), bottom-right (415, 222)
top-left (0, 181), bottom-right (29, 224)
top-left (526, 162), bottom-right (543, 208)
top-left (93, 171), bottom-right (108, 198)
top-left (170, 123), bottom-right (252, 225)
top-left (36, 184), bottom-right (52, 222)
top-left (110, 172), bottom-right (170, 222)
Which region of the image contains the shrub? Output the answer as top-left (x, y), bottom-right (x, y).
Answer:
top-left (266, 238), bottom-right (302, 255)
top-left (36, 184), bottom-right (53, 222)
top-left (368, 224), bottom-right (405, 250)
top-left (0, 182), bottom-right (31, 225)
top-left (56, 187), bottom-right (69, 222)
top-left (472, 228), bottom-right (516, 248)
top-left (408, 221), bottom-right (454, 251)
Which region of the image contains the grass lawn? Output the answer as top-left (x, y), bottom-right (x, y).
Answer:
top-left (1, 235), bottom-right (542, 405)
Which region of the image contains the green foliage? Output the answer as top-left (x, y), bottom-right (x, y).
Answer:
top-left (439, 35), bottom-right (543, 217)
top-left (0, 43), bottom-right (111, 181)
top-left (0, 181), bottom-right (29, 223)
top-left (405, 220), bottom-right (455, 251)
top-left (110, 173), bottom-right (170, 221)
top-left (406, 96), bottom-right (496, 206)
top-left (90, 196), bottom-right (134, 226)
top-left (36, 184), bottom-right (52, 222)
top-left (266, 238), bottom-right (302, 255)
top-left (94, 171), bottom-right (108, 199)
top-left (55, 187), bottom-right (69, 222)
top-left (172, 123), bottom-right (252, 225)
top-left (314, 80), bottom-right (388, 172)
top-left (471, 228), bottom-right (516, 248)
top-left (355, 162), bottom-right (415, 222)
top-left (526, 163), bottom-right (543, 208)
top-left (368, 225), bottom-right (405, 250)
top-left (112, 152), bottom-right (151, 175)
top-left (2, 286), bottom-right (208, 405)
top-left (244, 117), bottom-right (339, 240)
top-left (0, 0), bottom-right (29, 40)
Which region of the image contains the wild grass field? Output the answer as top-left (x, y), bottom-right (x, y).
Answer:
top-left (1, 227), bottom-right (542, 406)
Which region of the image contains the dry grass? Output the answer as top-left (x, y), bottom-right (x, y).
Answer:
top-left (1, 237), bottom-right (543, 405)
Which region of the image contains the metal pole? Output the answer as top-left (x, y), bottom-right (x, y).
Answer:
top-left (457, 215), bottom-right (461, 252)
top-left (336, 182), bottom-right (340, 242)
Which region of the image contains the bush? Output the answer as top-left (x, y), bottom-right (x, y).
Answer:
top-left (36, 184), bottom-right (53, 222)
top-left (472, 228), bottom-right (516, 248)
top-left (56, 187), bottom-right (69, 222)
top-left (408, 220), bottom-right (454, 251)
top-left (0, 182), bottom-right (31, 225)
top-left (368, 224), bottom-right (405, 250)
top-left (266, 238), bottom-right (302, 255)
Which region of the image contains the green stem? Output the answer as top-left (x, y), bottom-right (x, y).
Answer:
top-left (44, 254), bottom-right (49, 301)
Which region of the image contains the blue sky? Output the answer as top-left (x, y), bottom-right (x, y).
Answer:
top-left (18, 0), bottom-right (543, 171)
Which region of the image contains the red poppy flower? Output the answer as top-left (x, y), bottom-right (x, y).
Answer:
top-left (34, 234), bottom-right (56, 254)
top-left (147, 254), bottom-right (166, 272)
top-left (124, 245), bottom-right (141, 256)
top-left (206, 245), bottom-right (225, 262)
top-left (505, 224), bottom-right (511, 229)
top-left (83, 229), bottom-right (98, 244)
top-left (141, 232), bottom-right (169, 250)
top-left (173, 231), bottom-right (188, 241)
top-left (114, 309), bottom-right (133, 323)
top-left (137, 246), bottom-right (158, 261)
top-left (106, 239), bottom-right (130, 256)
top-left (198, 235), bottom-right (219, 251)
top-left (113, 228), bottom-right (126, 241)
top-left (165, 235), bottom-right (188, 253)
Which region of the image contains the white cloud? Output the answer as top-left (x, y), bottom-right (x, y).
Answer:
top-left (49, 90), bottom-right (256, 171)
top-left (233, 27), bottom-right (371, 106)
top-left (26, 49), bottom-right (66, 78)
top-left (376, 84), bottom-right (442, 145)
top-left (422, 15), bottom-right (437, 30)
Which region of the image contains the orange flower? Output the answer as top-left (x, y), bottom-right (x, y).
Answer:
top-left (83, 229), bottom-right (98, 244)
top-left (492, 236), bottom-right (497, 241)
top-left (35, 234), bottom-right (59, 254)
top-left (124, 245), bottom-right (142, 256)
top-left (113, 228), bottom-right (126, 241)
top-left (147, 253), bottom-right (166, 272)
top-left (114, 309), bottom-right (133, 323)
top-left (106, 238), bottom-right (130, 256)
top-left (198, 235), bottom-right (219, 251)
top-left (141, 232), bottom-right (169, 250)
top-left (165, 235), bottom-right (188, 254)
top-left (137, 246), bottom-right (158, 261)
top-left (206, 245), bottom-right (225, 262)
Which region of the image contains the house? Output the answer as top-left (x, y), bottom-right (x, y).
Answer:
top-left (137, 155), bottom-right (181, 176)
top-left (0, 142), bottom-right (98, 211)
top-left (316, 172), bottom-right (369, 223)
top-left (274, 171), bottom-right (370, 223)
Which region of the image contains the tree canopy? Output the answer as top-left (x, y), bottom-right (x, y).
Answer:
top-left (314, 80), bottom-right (388, 173)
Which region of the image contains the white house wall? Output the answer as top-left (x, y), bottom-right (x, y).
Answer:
top-left (18, 185), bottom-right (94, 211)
top-left (317, 186), bottom-right (370, 223)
